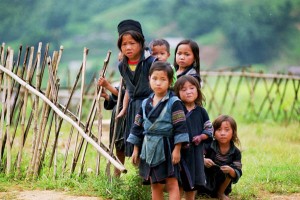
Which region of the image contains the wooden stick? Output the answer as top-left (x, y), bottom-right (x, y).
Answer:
top-left (16, 46), bottom-right (35, 175)
top-left (5, 48), bottom-right (13, 175)
top-left (106, 77), bottom-right (123, 178)
top-left (73, 50), bottom-right (111, 175)
top-left (70, 48), bottom-right (88, 175)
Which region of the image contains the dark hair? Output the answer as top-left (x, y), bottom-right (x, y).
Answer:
top-left (213, 115), bottom-right (240, 146)
top-left (149, 39), bottom-right (170, 53)
top-left (117, 30), bottom-right (145, 51)
top-left (149, 61), bottom-right (174, 85)
top-left (173, 39), bottom-right (200, 73)
top-left (174, 75), bottom-right (205, 107)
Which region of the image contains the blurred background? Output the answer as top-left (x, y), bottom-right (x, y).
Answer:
top-left (1, 0), bottom-right (300, 85)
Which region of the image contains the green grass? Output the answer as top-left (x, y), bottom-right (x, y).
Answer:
top-left (0, 122), bottom-right (299, 199)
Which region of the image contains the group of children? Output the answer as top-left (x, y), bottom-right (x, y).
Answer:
top-left (98, 19), bottom-right (242, 200)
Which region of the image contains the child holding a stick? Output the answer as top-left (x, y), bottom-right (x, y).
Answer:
top-left (202, 115), bottom-right (242, 200)
top-left (116, 19), bottom-right (156, 157)
top-left (174, 75), bottom-right (213, 200)
top-left (127, 61), bottom-right (189, 200)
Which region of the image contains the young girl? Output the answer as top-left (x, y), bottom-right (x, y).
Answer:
top-left (127, 61), bottom-right (189, 200)
top-left (116, 19), bottom-right (156, 157)
top-left (174, 39), bottom-right (201, 85)
top-left (203, 115), bottom-right (242, 200)
top-left (174, 75), bottom-right (213, 200)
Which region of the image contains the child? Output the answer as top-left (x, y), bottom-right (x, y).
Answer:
top-left (174, 39), bottom-right (201, 85)
top-left (174, 75), bottom-right (213, 200)
top-left (149, 39), bottom-right (177, 85)
top-left (203, 115), bottom-right (242, 200)
top-left (98, 76), bottom-right (126, 177)
top-left (127, 61), bottom-right (189, 200)
top-left (116, 19), bottom-right (156, 157)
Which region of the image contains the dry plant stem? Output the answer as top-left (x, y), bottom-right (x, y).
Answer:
top-left (5, 49), bottom-right (13, 174)
top-left (106, 77), bottom-right (123, 177)
top-left (0, 64), bottom-right (127, 173)
top-left (16, 46), bottom-right (35, 175)
top-left (71, 47), bottom-right (88, 175)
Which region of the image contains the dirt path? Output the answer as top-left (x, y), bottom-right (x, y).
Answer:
top-left (0, 190), bottom-right (102, 200)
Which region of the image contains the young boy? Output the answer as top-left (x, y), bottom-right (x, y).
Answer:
top-left (149, 39), bottom-right (177, 85)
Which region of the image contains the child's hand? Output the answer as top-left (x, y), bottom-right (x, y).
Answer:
top-left (220, 165), bottom-right (233, 174)
top-left (131, 147), bottom-right (140, 166)
top-left (172, 150), bottom-right (180, 165)
top-left (98, 77), bottom-right (109, 88)
top-left (204, 158), bottom-right (215, 168)
top-left (192, 135), bottom-right (202, 145)
top-left (116, 108), bottom-right (127, 119)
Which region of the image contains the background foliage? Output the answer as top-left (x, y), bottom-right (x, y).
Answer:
top-left (1, 0), bottom-right (300, 76)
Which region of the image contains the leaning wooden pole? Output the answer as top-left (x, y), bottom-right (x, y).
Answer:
top-left (0, 64), bottom-right (127, 173)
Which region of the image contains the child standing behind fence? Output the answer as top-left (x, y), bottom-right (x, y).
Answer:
top-left (174, 75), bottom-right (213, 200)
top-left (116, 19), bottom-right (156, 157)
top-left (149, 39), bottom-right (177, 86)
top-left (202, 114), bottom-right (242, 200)
top-left (127, 61), bottom-right (189, 200)
top-left (174, 39), bottom-right (201, 85)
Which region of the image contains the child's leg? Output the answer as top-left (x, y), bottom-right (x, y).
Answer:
top-left (217, 177), bottom-right (231, 200)
top-left (165, 177), bottom-right (180, 200)
top-left (185, 190), bottom-right (196, 200)
top-left (151, 183), bottom-right (164, 200)
top-left (114, 150), bottom-right (125, 177)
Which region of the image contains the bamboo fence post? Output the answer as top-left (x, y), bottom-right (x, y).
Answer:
top-left (106, 77), bottom-right (123, 178)
top-left (33, 53), bottom-right (58, 177)
top-left (70, 48), bottom-right (88, 175)
top-left (59, 65), bottom-right (84, 172)
top-left (75, 51), bottom-right (111, 176)
top-left (5, 48), bottom-right (13, 175)
top-left (16, 46), bottom-right (35, 175)
top-left (95, 80), bottom-right (101, 176)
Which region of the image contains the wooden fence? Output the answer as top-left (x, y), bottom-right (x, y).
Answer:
top-left (201, 71), bottom-right (299, 123)
top-left (0, 43), bottom-right (125, 178)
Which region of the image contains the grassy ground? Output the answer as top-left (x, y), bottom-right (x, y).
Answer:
top-left (0, 121), bottom-right (299, 199)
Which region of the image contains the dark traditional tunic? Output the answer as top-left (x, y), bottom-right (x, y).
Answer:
top-left (202, 140), bottom-right (242, 197)
top-left (103, 87), bottom-right (126, 151)
top-left (177, 65), bottom-right (201, 84)
top-left (181, 105), bottom-right (213, 191)
top-left (127, 91), bottom-right (189, 184)
top-left (118, 50), bottom-right (156, 156)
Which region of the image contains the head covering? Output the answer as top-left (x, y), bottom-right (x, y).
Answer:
top-left (117, 19), bottom-right (144, 38)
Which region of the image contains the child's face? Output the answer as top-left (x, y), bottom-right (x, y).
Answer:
top-left (149, 70), bottom-right (170, 97)
top-left (151, 45), bottom-right (170, 62)
top-left (121, 34), bottom-right (142, 61)
top-left (178, 81), bottom-right (198, 105)
top-left (175, 44), bottom-right (195, 69)
top-left (214, 121), bottom-right (233, 145)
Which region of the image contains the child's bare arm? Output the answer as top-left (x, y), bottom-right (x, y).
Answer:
top-left (116, 90), bottom-right (129, 118)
